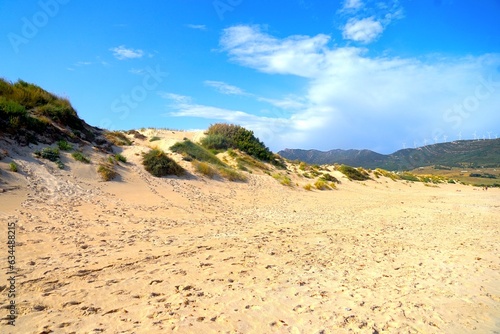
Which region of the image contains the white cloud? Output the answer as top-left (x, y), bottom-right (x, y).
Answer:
top-left (110, 45), bottom-right (145, 60)
top-left (186, 24), bottom-right (207, 30)
top-left (214, 25), bottom-right (500, 152)
top-left (204, 80), bottom-right (247, 95)
top-left (342, 17), bottom-right (384, 43)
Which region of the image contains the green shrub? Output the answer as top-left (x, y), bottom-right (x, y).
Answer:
top-left (9, 162), bottom-right (18, 172)
top-left (170, 139), bottom-right (225, 166)
top-left (72, 151), bottom-right (90, 164)
top-left (97, 163), bottom-right (117, 181)
top-left (57, 140), bottom-right (73, 151)
top-left (142, 149), bottom-right (184, 177)
top-left (200, 133), bottom-right (230, 150)
top-left (338, 165), bottom-right (370, 181)
top-left (193, 161), bottom-right (218, 178)
top-left (114, 153), bottom-right (127, 163)
top-left (202, 123), bottom-right (274, 162)
top-left (35, 147), bottom-right (60, 162)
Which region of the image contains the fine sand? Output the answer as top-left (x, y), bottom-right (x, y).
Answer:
top-left (0, 131), bottom-right (499, 333)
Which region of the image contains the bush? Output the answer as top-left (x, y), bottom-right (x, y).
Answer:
top-left (170, 139), bottom-right (225, 166)
top-left (35, 147), bottom-right (60, 162)
top-left (72, 151), bottom-right (90, 164)
top-left (202, 123), bottom-right (274, 162)
top-left (142, 149), bottom-right (184, 177)
top-left (97, 163), bottom-right (117, 181)
top-left (192, 161), bottom-right (218, 178)
top-left (338, 165), bottom-right (370, 181)
top-left (114, 153), bottom-right (127, 163)
top-left (9, 162), bottom-right (18, 172)
top-left (303, 183), bottom-right (313, 191)
top-left (200, 133), bottom-right (230, 150)
top-left (57, 140), bottom-right (73, 151)
top-left (399, 172), bottom-right (420, 182)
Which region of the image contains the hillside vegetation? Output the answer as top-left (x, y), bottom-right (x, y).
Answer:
top-left (0, 78), bottom-right (102, 145)
top-left (280, 139), bottom-right (500, 170)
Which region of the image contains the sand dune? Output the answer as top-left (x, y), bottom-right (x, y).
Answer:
top-left (0, 132), bottom-right (499, 333)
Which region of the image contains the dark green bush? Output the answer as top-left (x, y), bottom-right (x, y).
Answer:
top-left (57, 140), bottom-right (73, 151)
top-left (202, 123), bottom-right (274, 163)
top-left (142, 149), bottom-right (184, 177)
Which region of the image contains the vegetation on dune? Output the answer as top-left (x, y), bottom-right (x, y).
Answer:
top-left (303, 183), bottom-right (313, 191)
top-left (105, 131), bottom-right (132, 146)
top-left (142, 149), bottom-right (184, 177)
top-left (97, 163), bottom-right (117, 181)
top-left (201, 123), bottom-right (284, 167)
top-left (0, 78), bottom-right (101, 144)
top-left (114, 153), bottom-right (127, 163)
top-left (314, 179), bottom-right (331, 190)
top-left (192, 161), bottom-right (219, 179)
top-left (57, 140), bottom-right (73, 151)
top-left (34, 147), bottom-right (64, 169)
top-left (218, 166), bottom-right (247, 182)
top-left (9, 162), bottom-right (18, 172)
top-left (272, 173), bottom-right (292, 186)
top-left (170, 139), bottom-right (226, 166)
top-left (72, 151), bottom-right (91, 164)
top-left (149, 136), bottom-right (161, 142)
top-left (337, 165), bottom-right (371, 181)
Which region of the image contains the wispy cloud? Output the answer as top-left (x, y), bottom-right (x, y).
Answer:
top-left (186, 24), bottom-right (207, 30)
top-left (204, 80), bottom-right (247, 95)
top-left (160, 92), bottom-right (192, 103)
top-left (342, 17), bottom-right (383, 43)
top-left (342, 0), bottom-right (363, 11)
top-left (110, 45), bottom-right (145, 60)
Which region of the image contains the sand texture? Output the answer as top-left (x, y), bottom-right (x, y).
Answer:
top-left (0, 131), bottom-right (499, 333)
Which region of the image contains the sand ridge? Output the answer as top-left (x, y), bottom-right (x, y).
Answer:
top-left (0, 133), bottom-right (499, 333)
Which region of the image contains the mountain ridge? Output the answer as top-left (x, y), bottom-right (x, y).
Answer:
top-left (279, 139), bottom-right (500, 170)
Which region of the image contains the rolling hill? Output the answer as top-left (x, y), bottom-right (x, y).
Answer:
top-left (279, 139), bottom-right (500, 170)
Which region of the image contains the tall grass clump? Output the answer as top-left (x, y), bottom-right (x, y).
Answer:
top-left (9, 162), bottom-right (18, 172)
top-left (34, 147), bottom-right (64, 169)
top-left (272, 173), bottom-right (292, 186)
top-left (218, 166), bottom-right (247, 182)
top-left (192, 161), bottom-right (219, 179)
top-left (314, 179), bottom-right (331, 190)
top-left (142, 149), bottom-right (184, 177)
top-left (97, 163), bottom-right (117, 181)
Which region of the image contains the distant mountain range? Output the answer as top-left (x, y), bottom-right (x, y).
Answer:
top-left (278, 139), bottom-right (500, 171)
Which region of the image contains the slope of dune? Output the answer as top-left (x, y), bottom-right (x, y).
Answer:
top-left (0, 129), bottom-right (499, 333)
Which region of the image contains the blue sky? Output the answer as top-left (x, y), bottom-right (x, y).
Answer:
top-left (1, 0), bottom-right (499, 154)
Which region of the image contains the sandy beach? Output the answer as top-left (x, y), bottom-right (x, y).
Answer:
top-left (0, 131), bottom-right (499, 333)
